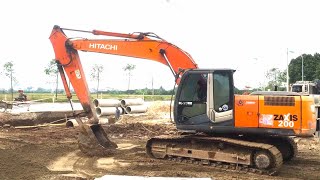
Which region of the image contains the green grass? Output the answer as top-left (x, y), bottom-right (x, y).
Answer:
top-left (0, 93), bottom-right (173, 102)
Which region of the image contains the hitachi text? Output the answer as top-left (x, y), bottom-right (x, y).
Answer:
top-left (89, 43), bottom-right (117, 50)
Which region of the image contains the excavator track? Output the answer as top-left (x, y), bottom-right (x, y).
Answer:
top-left (237, 136), bottom-right (297, 162)
top-left (284, 137), bottom-right (298, 161)
top-left (270, 137), bottom-right (297, 161)
top-left (258, 136), bottom-right (297, 162)
top-left (146, 135), bottom-right (283, 175)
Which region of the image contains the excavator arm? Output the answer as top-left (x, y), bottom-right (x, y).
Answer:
top-left (50, 25), bottom-right (198, 121)
top-left (49, 25), bottom-right (198, 155)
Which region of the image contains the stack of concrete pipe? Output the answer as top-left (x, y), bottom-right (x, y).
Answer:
top-left (120, 98), bottom-right (148, 114)
top-left (67, 98), bottom-right (148, 127)
top-left (93, 98), bottom-right (148, 117)
top-left (93, 99), bottom-right (123, 117)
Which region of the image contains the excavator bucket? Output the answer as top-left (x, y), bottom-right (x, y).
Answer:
top-left (76, 117), bottom-right (118, 156)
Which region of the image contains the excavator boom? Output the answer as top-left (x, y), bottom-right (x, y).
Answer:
top-left (50, 25), bottom-right (198, 121)
top-left (68, 39), bottom-right (198, 78)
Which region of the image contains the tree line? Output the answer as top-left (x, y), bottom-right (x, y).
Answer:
top-left (254, 53), bottom-right (320, 91)
top-left (288, 53), bottom-right (320, 83)
top-left (0, 87), bottom-right (174, 95)
top-left (2, 53), bottom-right (320, 100)
top-left (0, 60), bottom-right (173, 100)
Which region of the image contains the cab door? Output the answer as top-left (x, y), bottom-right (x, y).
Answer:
top-left (207, 71), bottom-right (234, 123)
top-left (175, 71), bottom-right (209, 125)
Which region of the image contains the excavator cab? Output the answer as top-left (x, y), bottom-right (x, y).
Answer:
top-left (174, 69), bottom-right (316, 137)
top-left (174, 69), bottom-right (234, 132)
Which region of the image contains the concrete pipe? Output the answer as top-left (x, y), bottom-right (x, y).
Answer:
top-left (66, 119), bottom-right (79, 127)
top-left (93, 99), bottom-right (121, 107)
top-left (96, 107), bottom-right (124, 117)
top-left (120, 98), bottom-right (144, 106)
top-left (125, 105), bottom-right (148, 114)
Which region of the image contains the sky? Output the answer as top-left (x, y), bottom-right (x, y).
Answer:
top-left (0, 0), bottom-right (320, 91)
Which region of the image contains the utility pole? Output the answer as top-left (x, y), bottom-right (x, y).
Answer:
top-left (55, 72), bottom-right (58, 100)
top-left (301, 55), bottom-right (304, 81)
top-left (11, 71), bottom-right (13, 101)
top-left (286, 48), bottom-right (289, 92)
top-left (286, 48), bottom-right (294, 91)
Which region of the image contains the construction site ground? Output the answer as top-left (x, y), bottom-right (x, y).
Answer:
top-left (0, 101), bottom-right (320, 180)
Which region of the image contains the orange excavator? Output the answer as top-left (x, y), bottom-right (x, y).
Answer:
top-left (49, 25), bottom-right (318, 175)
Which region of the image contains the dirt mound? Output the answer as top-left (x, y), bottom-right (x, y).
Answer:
top-left (115, 101), bottom-right (173, 125)
top-left (0, 113), bottom-right (11, 126)
top-left (147, 101), bottom-right (172, 114)
top-left (0, 110), bottom-right (85, 127)
top-left (106, 123), bottom-right (178, 139)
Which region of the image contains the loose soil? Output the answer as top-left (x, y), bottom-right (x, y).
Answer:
top-left (0, 101), bottom-right (320, 180)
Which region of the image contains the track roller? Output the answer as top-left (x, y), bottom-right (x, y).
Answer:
top-left (253, 150), bottom-right (273, 169)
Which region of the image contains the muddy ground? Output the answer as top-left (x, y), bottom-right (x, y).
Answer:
top-left (0, 102), bottom-right (320, 180)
